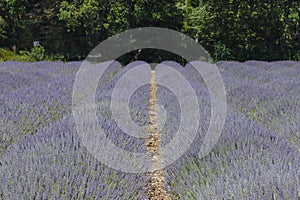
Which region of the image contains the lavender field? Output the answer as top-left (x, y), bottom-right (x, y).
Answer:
top-left (0, 60), bottom-right (299, 199)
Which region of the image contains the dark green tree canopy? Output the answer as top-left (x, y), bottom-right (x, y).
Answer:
top-left (0, 0), bottom-right (299, 61)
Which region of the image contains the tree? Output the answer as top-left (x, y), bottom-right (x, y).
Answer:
top-left (183, 0), bottom-right (300, 61)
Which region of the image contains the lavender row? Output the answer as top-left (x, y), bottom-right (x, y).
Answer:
top-left (0, 116), bottom-right (147, 199)
top-left (0, 61), bottom-right (150, 199)
top-left (217, 65), bottom-right (299, 149)
top-left (0, 61), bottom-right (122, 155)
top-left (0, 74), bottom-right (75, 154)
top-left (185, 61), bottom-right (299, 151)
top-left (159, 61), bottom-right (298, 152)
top-left (216, 61), bottom-right (300, 95)
top-left (0, 61), bottom-right (81, 97)
top-left (244, 60), bottom-right (300, 71)
top-left (1, 60), bottom-right (299, 199)
top-left (159, 61), bottom-right (299, 199)
top-left (0, 61), bottom-right (81, 78)
top-left (95, 61), bottom-right (150, 153)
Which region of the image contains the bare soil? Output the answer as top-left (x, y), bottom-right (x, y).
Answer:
top-left (145, 70), bottom-right (173, 200)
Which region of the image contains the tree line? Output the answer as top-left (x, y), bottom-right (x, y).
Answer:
top-left (0, 0), bottom-right (299, 62)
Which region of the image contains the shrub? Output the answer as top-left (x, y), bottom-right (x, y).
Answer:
top-left (0, 48), bottom-right (16, 62)
top-left (0, 46), bottom-right (47, 62)
top-left (29, 46), bottom-right (45, 61)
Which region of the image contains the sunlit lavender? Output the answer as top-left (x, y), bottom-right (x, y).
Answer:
top-left (0, 60), bottom-right (299, 199)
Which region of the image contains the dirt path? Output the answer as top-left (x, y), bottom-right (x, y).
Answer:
top-left (145, 70), bottom-right (173, 200)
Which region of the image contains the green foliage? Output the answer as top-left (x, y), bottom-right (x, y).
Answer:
top-left (0, 16), bottom-right (8, 43)
top-left (29, 46), bottom-right (45, 61)
top-left (0, 48), bottom-right (16, 62)
top-left (184, 0), bottom-right (300, 61)
top-left (0, 48), bottom-right (32, 62)
top-left (0, 0), bottom-right (299, 61)
top-left (58, 0), bottom-right (105, 34)
top-left (45, 53), bottom-right (66, 62)
top-left (213, 42), bottom-right (233, 61)
top-left (0, 46), bottom-right (45, 62)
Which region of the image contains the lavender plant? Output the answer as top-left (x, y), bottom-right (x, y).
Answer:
top-left (0, 116), bottom-right (148, 199)
top-left (1, 61), bottom-right (147, 199)
top-left (162, 62), bottom-right (299, 199)
top-left (0, 60), bottom-right (299, 199)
